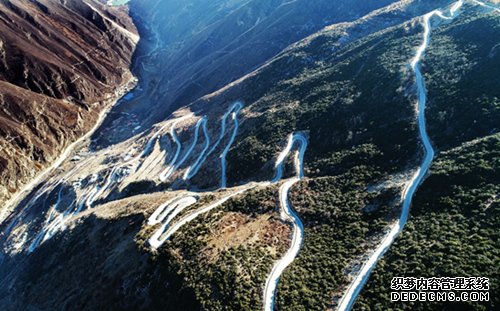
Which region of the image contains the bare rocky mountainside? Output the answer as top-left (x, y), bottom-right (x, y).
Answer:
top-left (0, 0), bottom-right (138, 208)
top-left (0, 1), bottom-right (499, 311)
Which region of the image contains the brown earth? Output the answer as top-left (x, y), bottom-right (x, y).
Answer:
top-left (0, 0), bottom-right (137, 208)
top-left (204, 211), bottom-right (291, 262)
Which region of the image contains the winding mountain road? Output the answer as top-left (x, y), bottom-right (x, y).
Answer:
top-left (174, 118), bottom-right (205, 173)
top-left (149, 184), bottom-right (257, 249)
top-left (145, 131), bottom-right (309, 269)
top-left (160, 120), bottom-right (184, 181)
top-left (160, 102), bottom-right (243, 183)
top-left (335, 1), bottom-right (473, 310)
top-left (220, 103), bottom-right (243, 188)
top-left (184, 117), bottom-right (210, 180)
top-left (24, 101), bottom-right (246, 252)
top-left (263, 133), bottom-right (308, 311)
top-left (148, 195), bottom-right (199, 249)
top-left (184, 102), bottom-right (243, 181)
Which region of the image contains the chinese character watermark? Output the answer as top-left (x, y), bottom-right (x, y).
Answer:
top-left (390, 277), bottom-right (489, 302)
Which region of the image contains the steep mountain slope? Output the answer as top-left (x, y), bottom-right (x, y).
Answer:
top-left (0, 1), bottom-right (498, 311)
top-left (355, 8), bottom-right (500, 310)
top-left (356, 134), bottom-right (500, 311)
top-left (0, 0), bottom-right (138, 210)
top-left (92, 0), bottom-right (400, 147)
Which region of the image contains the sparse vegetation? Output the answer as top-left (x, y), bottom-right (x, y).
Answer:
top-left (141, 187), bottom-right (287, 311)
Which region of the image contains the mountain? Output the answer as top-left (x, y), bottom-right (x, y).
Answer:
top-left (356, 133), bottom-right (499, 311)
top-left (91, 0), bottom-right (399, 147)
top-left (0, 0), bottom-right (138, 210)
top-left (0, 1), bottom-right (499, 311)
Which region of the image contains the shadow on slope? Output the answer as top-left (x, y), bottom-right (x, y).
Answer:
top-left (0, 211), bottom-right (199, 311)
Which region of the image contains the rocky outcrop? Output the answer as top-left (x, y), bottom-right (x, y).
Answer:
top-left (0, 0), bottom-right (138, 207)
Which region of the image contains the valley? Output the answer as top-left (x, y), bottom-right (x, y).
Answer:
top-left (0, 0), bottom-right (138, 218)
top-left (0, 1), bottom-right (499, 310)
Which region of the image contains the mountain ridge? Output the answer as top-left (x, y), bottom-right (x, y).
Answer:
top-left (0, 1), bottom-right (498, 311)
top-left (0, 0), bottom-right (138, 210)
